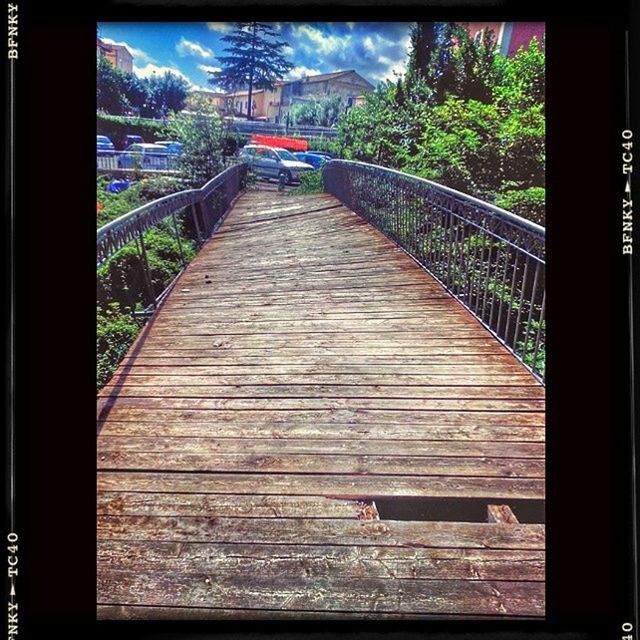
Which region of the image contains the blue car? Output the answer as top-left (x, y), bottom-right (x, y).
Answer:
top-left (97, 135), bottom-right (115, 156)
top-left (293, 152), bottom-right (328, 170)
top-left (118, 143), bottom-right (170, 170)
top-left (155, 141), bottom-right (183, 156)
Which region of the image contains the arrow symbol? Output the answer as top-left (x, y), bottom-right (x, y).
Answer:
top-left (625, 179), bottom-right (631, 193)
top-left (10, 583), bottom-right (15, 597)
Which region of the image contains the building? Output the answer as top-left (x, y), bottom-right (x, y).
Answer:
top-left (462, 22), bottom-right (544, 57)
top-left (97, 38), bottom-right (134, 74)
top-left (194, 69), bottom-right (375, 123)
top-left (276, 70), bottom-right (374, 123)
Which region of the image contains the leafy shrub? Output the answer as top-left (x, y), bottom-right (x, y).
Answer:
top-left (97, 303), bottom-right (140, 389)
top-left (295, 170), bottom-right (323, 194)
top-left (495, 187), bottom-right (545, 226)
top-left (97, 113), bottom-right (168, 148)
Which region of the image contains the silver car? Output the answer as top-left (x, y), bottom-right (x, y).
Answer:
top-left (240, 144), bottom-right (314, 184)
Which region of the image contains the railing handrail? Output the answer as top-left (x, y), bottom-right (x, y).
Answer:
top-left (325, 159), bottom-right (545, 239)
top-left (97, 164), bottom-right (246, 267)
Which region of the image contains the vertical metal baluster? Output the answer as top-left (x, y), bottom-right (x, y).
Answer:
top-left (445, 211), bottom-right (455, 290)
top-left (480, 240), bottom-right (494, 323)
top-left (531, 291), bottom-right (546, 379)
top-left (512, 256), bottom-right (531, 356)
top-left (465, 223), bottom-right (480, 309)
top-left (190, 201), bottom-right (203, 246)
top-left (171, 211), bottom-right (186, 267)
top-left (473, 230), bottom-right (487, 315)
top-left (503, 250), bottom-right (521, 348)
top-left (136, 227), bottom-right (155, 310)
top-left (521, 260), bottom-right (542, 369)
top-left (490, 242), bottom-right (509, 333)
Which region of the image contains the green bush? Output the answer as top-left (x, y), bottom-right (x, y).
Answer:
top-left (97, 113), bottom-right (168, 147)
top-left (97, 303), bottom-right (140, 389)
top-left (295, 170), bottom-right (323, 194)
top-left (495, 187), bottom-right (545, 226)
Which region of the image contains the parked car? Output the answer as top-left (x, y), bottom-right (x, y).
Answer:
top-left (118, 143), bottom-right (169, 170)
top-left (155, 141), bottom-right (183, 156)
top-left (97, 135), bottom-right (115, 156)
top-left (120, 134), bottom-right (144, 150)
top-left (240, 144), bottom-right (314, 184)
top-left (307, 150), bottom-right (335, 159)
top-left (293, 152), bottom-right (328, 170)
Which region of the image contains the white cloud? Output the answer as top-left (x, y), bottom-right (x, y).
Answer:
top-left (133, 63), bottom-right (194, 85)
top-left (101, 38), bottom-right (155, 64)
top-left (282, 45), bottom-right (294, 57)
top-left (292, 24), bottom-right (351, 55)
top-left (206, 22), bottom-right (232, 32)
top-left (197, 64), bottom-right (222, 74)
top-left (363, 35), bottom-right (375, 54)
top-left (286, 65), bottom-right (323, 80)
top-left (176, 37), bottom-right (214, 59)
top-left (370, 56), bottom-right (407, 83)
top-left (346, 22), bottom-right (356, 30)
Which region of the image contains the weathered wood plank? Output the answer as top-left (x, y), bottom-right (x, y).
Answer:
top-left (97, 472), bottom-right (545, 499)
top-left (97, 451), bottom-right (544, 478)
top-left (97, 515), bottom-right (545, 549)
top-left (97, 436), bottom-right (545, 458)
top-left (98, 421), bottom-right (545, 441)
top-left (97, 570), bottom-right (544, 616)
top-left (97, 492), bottom-right (370, 518)
top-left (97, 541), bottom-right (545, 581)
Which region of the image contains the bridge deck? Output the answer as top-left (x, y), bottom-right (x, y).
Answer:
top-left (97, 190), bottom-right (545, 619)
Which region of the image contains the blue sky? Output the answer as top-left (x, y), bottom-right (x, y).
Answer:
top-left (98, 22), bottom-right (413, 89)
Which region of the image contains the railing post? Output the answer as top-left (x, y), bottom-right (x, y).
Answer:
top-left (191, 201), bottom-right (204, 245)
top-left (171, 212), bottom-right (186, 267)
top-left (135, 227), bottom-right (156, 310)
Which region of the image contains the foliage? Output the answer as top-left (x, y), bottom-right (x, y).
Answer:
top-left (139, 72), bottom-right (190, 118)
top-left (97, 303), bottom-right (140, 390)
top-left (336, 30), bottom-right (545, 217)
top-left (294, 170), bottom-right (323, 194)
top-left (166, 108), bottom-right (226, 187)
top-left (97, 56), bottom-right (131, 115)
top-left (97, 56), bottom-right (189, 118)
top-left (97, 113), bottom-right (167, 147)
top-left (209, 22), bottom-right (293, 120)
top-left (495, 187), bottom-right (546, 226)
top-left (97, 176), bottom-right (198, 389)
top-left (290, 94), bottom-right (346, 127)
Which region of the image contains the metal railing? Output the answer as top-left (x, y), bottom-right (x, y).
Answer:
top-left (97, 150), bottom-right (180, 172)
top-left (323, 160), bottom-right (546, 381)
top-left (97, 163), bottom-right (247, 313)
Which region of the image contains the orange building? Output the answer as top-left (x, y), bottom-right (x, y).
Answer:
top-left (97, 38), bottom-right (134, 73)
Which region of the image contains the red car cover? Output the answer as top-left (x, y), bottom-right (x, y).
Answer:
top-left (250, 134), bottom-right (308, 152)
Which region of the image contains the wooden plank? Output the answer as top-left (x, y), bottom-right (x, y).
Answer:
top-left (97, 436), bottom-right (545, 459)
top-left (488, 505), bottom-right (520, 524)
top-left (97, 571), bottom-right (543, 616)
top-left (99, 373), bottom-right (539, 386)
top-left (97, 472), bottom-right (545, 499)
top-left (97, 492), bottom-right (367, 518)
top-left (97, 515), bottom-right (545, 549)
top-left (97, 407), bottom-right (545, 427)
top-left (97, 540), bottom-right (545, 581)
top-left (98, 421), bottom-right (545, 442)
top-left (99, 384), bottom-right (545, 400)
top-left (96, 605), bottom-right (540, 621)
top-left (97, 396), bottom-right (545, 413)
top-left (97, 451), bottom-right (544, 478)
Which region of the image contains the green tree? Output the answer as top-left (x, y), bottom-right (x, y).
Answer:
top-left (167, 98), bottom-right (225, 187)
top-left (140, 72), bottom-right (190, 118)
top-left (209, 22), bottom-right (293, 120)
top-left (97, 56), bottom-right (130, 114)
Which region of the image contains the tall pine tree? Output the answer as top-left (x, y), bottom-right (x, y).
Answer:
top-left (209, 22), bottom-right (293, 120)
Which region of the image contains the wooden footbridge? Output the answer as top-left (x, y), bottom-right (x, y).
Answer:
top-left (97, 162), bottom-right (545, 619)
